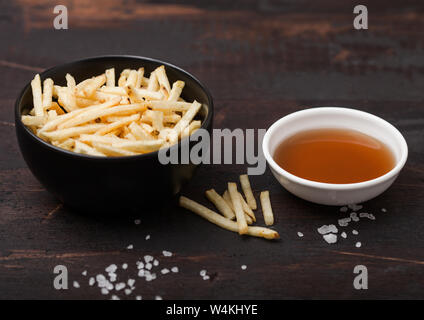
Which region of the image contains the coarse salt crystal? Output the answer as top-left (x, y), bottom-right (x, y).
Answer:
top-left (134, 219), bottom-right (141, 225)
top-left (111, 295), bottom-right (120, 300)
top-left (350, 212), bottom-right (359, 222)
top-left (137, 261), bottom-right (145, 269)
top-left (359, 212), bottom-right (376, 220)
top-left (161, 268), bottom-right (170, 274)
top-left (125, 289), bottom-right (132, 295)
top-left (155, 295), bottom-right (163, 300)
top-left (200, 270), bottom-right (207, 276)
top-left (144, 255), bottom-right (154, 263)
top-left (297, 232), bottom-right (304, 237)
top-left (352, 230), bottom-right (359, 235)
top-left (171, 267), bottom-right (179, 273)
top-left (338, 217), bottom-right (351, 227)
top-left (323, 233), bottom-right (337, 244)
top-left (136, 295), bottom-right (142, 300)
top-left (153, 259), bottom-right (159, 266)
top-left (127, 279), bottom-right (135, 287)
top-left (381, 208), bottom-right (387, 212)
top-left (241, 265), bottom-right (247, 270)
top-left (115, 282), bottom-right (125, 291)
top-left (355, 242), bottom-right (362, 248)
top-left (145, 263), bottom-right (152, 270)
top-left (203, 275), bottom-right (210, 280)
top-left (101, 288), bottom-right (109, 295)
top-left (162, 250), bottom-right (173, 257)
top-left (106, 264), bottom-right (117, 273)
top-left (341, 232), bottom-right (347, 239)
top-left (127, 244), bottom-right (133, 250)
top-left (145, 235), bottom-right (150, 240)
top-left (348, 204), bottom-right (363, 211)
top-left (138, 269), bottom-right (145, 277)
top-left (89, 277), bottom-right (95, 286)
top-left (339, 206), bottom-right (348, 213)
top-left (82, 270), bottom-right (87, 276)
top-left (317, 224), bottom-right (338, 235)
top-left (73, 281), bottom-right (80, 288)
top-left (122, 263), bottom-right (128, 270)
top-left (109, 273), bottom-right (117, 282)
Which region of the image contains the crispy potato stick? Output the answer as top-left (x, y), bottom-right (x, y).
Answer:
top-left (164, 113), bottom-right (181, 124)
top-left (99, 86), bottom-right (127, 96)
top-left (31, 74), bottom-right (43, 116)
top-left (135, 68), bottom-right (144, 88)
top-left (56, 138), bottom-right (75, 150)
top-left (228, 182), bottom-right (248, 234)
top-left (47, 110), bottom-right (58, 121)
top-left (222, 191), bottom-right (253, 224)
top-left (118, 69), bottom-right (130, 87)
top-left (168, 81), bottom-right (185, 101)
top-left (81, 74), bottom-right (106, 98)
top-left (146, 100), bottom-right (192, 112)
top-left (155, 65), bottom-right (171, 97)
top-left (79, 134), bottom-right (122, 145)
top-left (205, 189), bottom-right (235, 220)
top-left (21, 115), bottom-right (46, 127)
top-left (128, 122), bottom-right (154, 140)
top-left (151, 111), bottom-right (164, 132)
top-left (95, 113), bottom-right (140, 135)
top-left (125, 70), bottom-right (138, 88)
top-left (260, 191), bottom-right (274, 226)
top-left (172, 101), bottom-right (201, 136)
top-left (130, 86), bottom-right (164, 101)
top-left (47, 102), bottom-right (65, 115)
top-left (42, 78), bottom-right (54, 110)
top-left (112, 139), bottom-right (164, 153)
top-left (105, 68), bottom-right (115, 87)
top-left (140, 122), bottom-right (154, 134)
top-left (240, 174), bottom-right (257, 210)
top-left (74, 140), bottom-right (105, 156)
top-left (40, 124), bottom-right (106, 141)
top-left (238, 192), bottom-right (256, 222)
top-left (66, 73), bottom-right (76, 89)
top-left (92, 142), bottom-right (136, 156)
top-left (179, 196), bottom-right (279, 240)
top-left (147, 71), bottom-right (159, 91)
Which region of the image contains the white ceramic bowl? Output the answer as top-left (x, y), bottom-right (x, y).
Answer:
top-left (262, 107), bottom-right (408, 206)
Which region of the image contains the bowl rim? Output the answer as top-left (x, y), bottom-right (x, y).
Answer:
top-left (262, 106), bottom-right (408, 190)
top-left (14, 54), bottom-right (214, 161)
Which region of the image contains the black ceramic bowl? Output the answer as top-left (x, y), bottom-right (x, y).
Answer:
top-left (15, 55), bottom-right (213, 214)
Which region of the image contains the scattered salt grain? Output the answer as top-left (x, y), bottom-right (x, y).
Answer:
top-left (127, 244), bottom-right (133, 250)
top-left (355, 242), bottom-right (362, 248)
top-left (339, 206), bottom-right (348, 213)
top-left (136, 295), bottom-right (142, 300)
top-left (82, 270), bottom-right (87, 276)
top-left (111, 295), bottom-right (120, 300)
top-left (317, 224), bottom-right (338, 235)
top-left (381, 208), bottom-right (387, 213)
top-left (161, 268), bottom-right (170, 274)
top-left (138, 269), bottom-right (145, 277)
top-left (323, 233), bottom-right (338, 244)
top-left (144, 255), bottom-right (154, 263)
top-left (203, 275), bottom-right (210, 280)
top-left (145, 263), bottom-right (152, 270)
top-left (359, 212), bottom-right (376, 220)
top-left (171, 267), bottom-right (179, 273)
top-left (348, 204), bottom-right (363, 211)
top-left (106, 264), bottom-right (117, 273)
top-left (115, 282), bottom-right (125, 291)
top-left (297, 232), bottom-right (304, 237)
top-left (338, 217), bottom-right (351, 227)
top-left (122, 263), bottom-right (128, 270)
top-left (153, 259), bottom-right (159, 266)
top-left (352, 229), bottom-right (359, 235)
top-left (73, 281), bottom-right (80, 288)
top-left (101, 288), bottom-right (109, 295)
top-left (89, 277), bottom-right (95, 286)
top-left (200, 270), bottom-right (207, 277)
top-left (241, 265), bottom-right (247, 270)
top-left (350, 212), bottom-right (359, 222)
top-left (145, 235), bottom-right (150, 240)
top-left (137, 261), bottom-right (145, 269)
top-left (109, 273), bottom-right (117, 282)
top-left (134, 219), bottom-right (141, 225)
top-left (341, 232), bottom-right (347, 239)
top-left (162, 250), bottom-right (173, 257)
top-left (155, 295), bottom-right (163, 300)
top-left (125, 289), bottom-right (132, 295)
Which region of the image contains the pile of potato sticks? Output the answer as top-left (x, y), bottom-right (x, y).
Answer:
top-left (180, 174), bottom-right (279, 240)
top-left (21, 66), bottom-right (202, 156)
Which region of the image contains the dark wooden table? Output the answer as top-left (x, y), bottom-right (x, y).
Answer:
top-left (1, 0), bottom-right (423, 299)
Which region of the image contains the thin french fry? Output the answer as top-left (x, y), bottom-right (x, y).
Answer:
top-left (92, 141), bottom-right (136, 157)
top-left (222, 190), bottom-right (253, 224)
top-left (112, 139), bottom-right (164, 153)
top-left (21, 115), bottom-right (46, 127)
top-left (31, 74), bottom-right (43, 116)
top-left (81, 74), bottom-right (106, 98)
top-left (205, 189), bottom-right (235, 220)
top-left (228, 182), bottom-right (248, 235)
top-left (135, 68), bottom-right (144, 88)
top-left (105, 68), bottom-right (115, 87)
top-left (168, 81), bottom-right (185, 101)
top-left (42, 78), bottom-right (54, 110)
top-left (238, 191), bottom-right (256, 222)
top-left (260, 191), bottom-right (274, 226)
top-left (74, 140), bottom-right (106, 156)
top-left (95, 113), bottom-right (140, 136)
top-left (147, 71), bottom-right (159, 91)
top-left (179, 196), bottom-right (279, 240)
top-left (155, 65), bottom-right (171, 97)
top-left (240, 174), bottom-right (257, 210)
top-left (40, 124), bottom-right (106, 141)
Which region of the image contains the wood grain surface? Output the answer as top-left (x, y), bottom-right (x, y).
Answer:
top-left (1, 0), bottom-right (423, 299)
